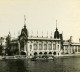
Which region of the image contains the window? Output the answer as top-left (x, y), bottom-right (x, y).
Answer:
top-left (30, 45), bottom-right (32, 49)
top-left (72, 46), bottom-right (74, 53)
top-left (75, 46), bottom-right (77, 52)
top-left (34, 52), bottom-right (37, 55)
top-left (65, 46), bottom-right (68, 50)
top-left (44, 52), bottom-right (47, 54)
top-left (48, 44), bottom-right (52, 50)
top-left (39, 44), bottom-right (43, 50)
top-left (57, 45), bottom-right (59, 50)
top-left (44, 44), bottom-right (47, 50)
top-left (53, 52), bottom-right (56, 55)
top-left (78, 46), bottom-right (80, 52)
top-left (49, 52), bottom-right (52, 54)
top-left (53, 44), bottom-right (56, 50)
top-left (39, 52), bottom-right (42, 54)
top-left (34, 44), bottom-right (37, 50)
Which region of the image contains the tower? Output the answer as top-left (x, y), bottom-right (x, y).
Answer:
top-left (18, 15), bottom-right (28, 55)
top-left (54, 20), bottom-right (60, 39)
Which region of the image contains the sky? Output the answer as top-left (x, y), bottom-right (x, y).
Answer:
top-left (0, 0), bottom-right (80, 42)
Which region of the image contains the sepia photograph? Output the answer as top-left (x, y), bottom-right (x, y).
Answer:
top-left (0, 0), bottom-right (80, 72)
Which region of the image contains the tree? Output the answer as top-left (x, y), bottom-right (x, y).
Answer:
top-left (0, 45), bottom-right (2, 55)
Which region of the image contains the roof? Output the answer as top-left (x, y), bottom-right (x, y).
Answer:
top-left (28, 36), bottom-right (61, 41)
top-left (63, 41), bottom-right (80, 46)
top-left (11, 36), bottom-right (61, 42)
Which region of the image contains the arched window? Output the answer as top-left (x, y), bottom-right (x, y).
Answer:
top-left (44, 52), bottom-right (47, 54)
top-left (53, 52), bottom-right (56, 55)
top-left (34, 44), bottom-right (37, 50)
top-left (48, 44), bottom-right (52, 50)
top-left (78, 46), bottom-right (80, 52)
top-left (30, 45), bottom-right (32, 49)
top-left (39, 52), bottom-right (42, 55)
top-left (44, 44), bottom-right (47, 50)
top-left (21, 51), bottom-right (26, 55)
top-left (49, 52), bottom-right (52, 54)
top-left (53, 44), bottom-right (56, 50)
top-left (75, 46), bottom-right (77, 52)
top-left (39, 44), bottom-right (43, 50)
top-left (34, 52), bottom-right (37, 55)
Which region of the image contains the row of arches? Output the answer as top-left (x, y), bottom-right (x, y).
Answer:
top-left (34, 52), bottom-right (56, 55)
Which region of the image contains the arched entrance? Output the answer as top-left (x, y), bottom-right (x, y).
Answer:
top-left (43, 52), bottom-right (48, 58)
top-left (44, 52), bottom-right (47, 55)
top-left (39, 52), bottom-right (42, 55)
top-left (49, 52), bottom-right (52, 56)
top-left (34, 52), bottom-right (37, 56)
top-left (21, 51), bottom-right (26, 55)
top-left (49, 52), bottom-right (52, 54)
top-left (39, 52), bottom-right (43, 57)
top-left (53, 52), bottom-right (56, 55)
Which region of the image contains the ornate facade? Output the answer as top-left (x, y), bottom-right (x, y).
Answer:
top-left (10, 23), bottom-right (80, 58)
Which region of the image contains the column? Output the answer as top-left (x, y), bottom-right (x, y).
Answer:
top-left (64, 46), bottom-right (65, 53)
top-left (59, 44), bottom-right (60, 51)
top-left (77, 46), bottom-right (78, 53)
top-left (51, 42), bottom-right (53, 51)
top-left (18, 41), bottom-right (20, 55)
top-left (26, 42), bottom-right (28, 56)
top-left (68, 45), bottom-right (70, 54)
top-left (32, 42), bottom-right (34, 57)
top-left (74, 46), bottom-right (75, 53)
top-left (43, 41), bottom-right (44, 51)
top-left (37, 41), bottom-right (39, 56)
top-left (71, 46), bottom-right (72, 53)
top-left (24, 41), bottom-right (26, 52)
top-left (47, 41), bottom-right (48, 56)
top-left (52, 42), bottom-right (53, 56)
top-left (42, 41), bottom-right (44, 56)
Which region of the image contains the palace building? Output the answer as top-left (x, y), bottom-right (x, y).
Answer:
top-left (7, 22), bottom-right (80, 58)
top-left (9, 24), bottom-right (62, 58)
top-left (3, 16), bottom-right (80, 58)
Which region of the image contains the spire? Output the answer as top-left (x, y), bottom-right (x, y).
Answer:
top-left (54, 20), bottom-right (60, 39)
top-left (42, 30), bottom-right (43, 37)
top-left (70, 36), bottom-right (72, 43)
top-left (56, 20), bottom-right (58, 30)
top-left (9, 31), bottom-right (11, 37)
top-left (37, 30), bottom-right (38, 37)
top-left (51, 31), bottom-right (52, 38)
top-left (24, 15), bottom-right (26, 28)
top-left (7, 31), bottom-right (11, 40)
top-left (31, 30), bottom-right (33, 37)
